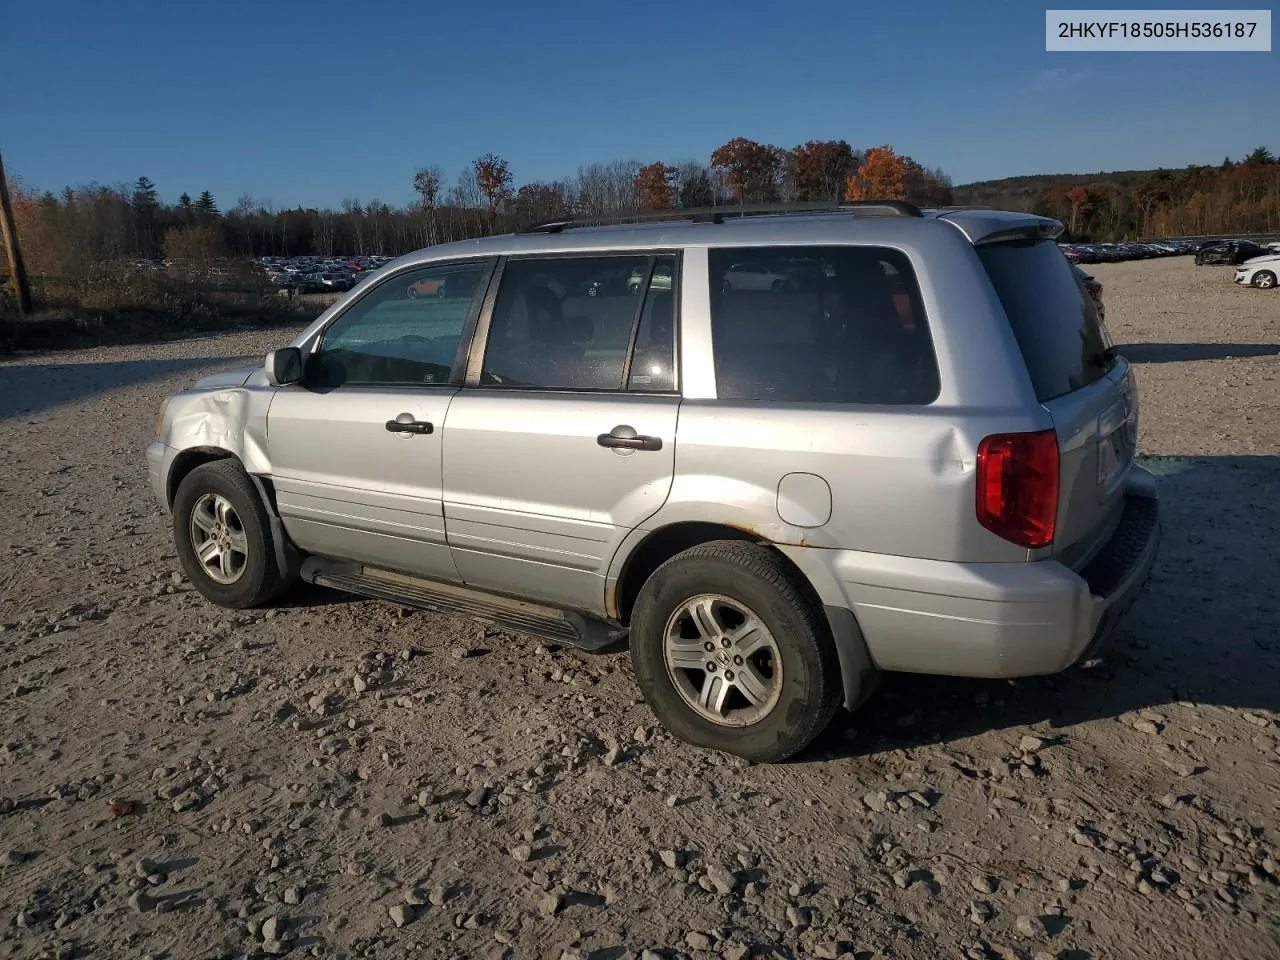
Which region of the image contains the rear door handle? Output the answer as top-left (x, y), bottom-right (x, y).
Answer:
top-left (597, 425), bottom-right (662, 451)
top-left (385, 417), bottom-right (434, 435)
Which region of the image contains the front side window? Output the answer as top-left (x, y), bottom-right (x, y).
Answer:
top-left (481, 254), bottom-right (677, 391)
top-left (312, 260), bottom-right (490, 387)
top-left (708, 245), bottom-right (939, 404)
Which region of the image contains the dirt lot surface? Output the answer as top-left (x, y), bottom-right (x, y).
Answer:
top-left (1, 257), bottom-right (1278, 960)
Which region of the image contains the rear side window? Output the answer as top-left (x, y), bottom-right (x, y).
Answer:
top-left (481, 254), bottom-right (676, 391)
top-left (978, 239), bottom-right (1111, 401)
top-left (708, 246), bottom-right (939, 404)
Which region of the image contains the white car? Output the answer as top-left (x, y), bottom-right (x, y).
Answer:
top-left (1234, 254), bottom-right (1279, 289)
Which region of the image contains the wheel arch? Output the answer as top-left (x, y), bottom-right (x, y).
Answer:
top-left (167, 447), bottom-right (298, 580)
top-left (167, 446), bottom-right (240, 507)
top-left (611, 521), bottom-right (880, 711)
top-left (613, 522), bottom-right (761, 626)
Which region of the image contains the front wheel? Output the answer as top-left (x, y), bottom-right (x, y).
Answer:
top-left (172, 460), bottom-right (291, 609)
top-left (629, 541), bottom-right (842, 762)
top-left (1253, 270), bottom-right (1276, 289)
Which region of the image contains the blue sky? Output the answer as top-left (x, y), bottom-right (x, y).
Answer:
top-left (7, 0), bottom-right (1276, 209)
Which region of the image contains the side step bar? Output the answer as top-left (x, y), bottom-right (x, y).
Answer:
top-left (300, 558), bottom-right (625, 652)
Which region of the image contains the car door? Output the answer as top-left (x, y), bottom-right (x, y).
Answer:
top-left (267, 258), bottom-right (495, 580)
top-left (442, 252), bottom-right (681, 614)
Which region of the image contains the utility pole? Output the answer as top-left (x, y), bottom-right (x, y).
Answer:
top-left (0, 148), bottom-right (32, 315)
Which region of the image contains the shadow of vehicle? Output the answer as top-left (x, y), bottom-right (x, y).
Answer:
top-left (804, 453), bottom-right (1280, 761)
top-left (1115, 342), bottom-right (1280, 364)
top-left (0, 354), bottom-right (257, 420)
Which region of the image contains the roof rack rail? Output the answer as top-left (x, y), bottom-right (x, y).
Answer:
top-left (518, 199), bottom-right (923, 234)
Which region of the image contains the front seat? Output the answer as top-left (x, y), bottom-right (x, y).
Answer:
top-left (488, 284), bottom-right (586, 387)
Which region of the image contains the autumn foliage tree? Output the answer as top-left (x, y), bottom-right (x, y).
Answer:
top-left (785, 140), bottom-right (856, 202)
top-left (633, 162), bottom-right (677, 210)
top-left (845, 145), bottom-right (906, 201)
top-left (473, 153), bottom-right (512, 227)
top-left (710, 138), bottom-right (784, 202)
top-left (1063, 185), bottom-right (1096, 236)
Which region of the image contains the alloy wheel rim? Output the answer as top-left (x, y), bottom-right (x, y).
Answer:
top-left (663, 594), bottom-right (783, 727)
top-left (188, 493), bottom-right (248, 584)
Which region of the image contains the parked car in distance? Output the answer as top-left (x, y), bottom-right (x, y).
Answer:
top-left (1195, 240), bottom-right (1268, 265)
top-left (628, 262), bottom-right (674, 294)
top-left (294, 274), bottom-right (327, 294)
top-left (1234, 254), bottom-right (1279, 289)
top-left (406, 276), bottom-right (446, 298)
top-left (148, 202), bottom-right (1160, 762)
top-left (722, 260), bottom-right (791, 291)
top-left (320, 273), bottom-right (355, 292)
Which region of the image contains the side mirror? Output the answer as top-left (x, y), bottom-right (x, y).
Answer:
top-left (264, 347), bottom-right (303, 386)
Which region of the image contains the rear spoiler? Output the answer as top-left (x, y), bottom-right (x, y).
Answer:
top-left (935, 211), bottom-right (1065, 245)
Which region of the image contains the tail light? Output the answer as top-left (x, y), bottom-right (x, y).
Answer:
top-left (976, 430), bottom-right (1059, 548)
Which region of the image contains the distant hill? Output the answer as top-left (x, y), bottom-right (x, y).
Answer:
top-left (953, 168), bottom-right (1186, 212)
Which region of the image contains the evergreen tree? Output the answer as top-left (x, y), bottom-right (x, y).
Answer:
top-left (132, 176), bottom-right (160, 256)
top-left (132, 176), bottom-right (158, 213)
top-left (195, 190), bottom-right (219, 217)
top-left (1244, 146), bottom-right (1275, 166)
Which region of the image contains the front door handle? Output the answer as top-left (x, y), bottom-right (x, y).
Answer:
top-left (597, 424), bottom-right (662, 451)
top-left (385, 416), bottom-right (434, 435)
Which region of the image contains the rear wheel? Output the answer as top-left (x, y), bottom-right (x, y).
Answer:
top-left (172, 460), bottom-right (290, 609)
top-left (629, 541), bottom-right (841, 762)
top-left (1253, 270), bottom-right (1276, 289)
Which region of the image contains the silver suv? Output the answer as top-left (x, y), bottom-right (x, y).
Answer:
top-left (147, 201), bottom-right (1160, 762)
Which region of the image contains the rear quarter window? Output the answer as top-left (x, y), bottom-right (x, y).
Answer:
top-left (978, 239), bottom-right (1112, 401)
top-left (707, 245), bottom-right (939, 404)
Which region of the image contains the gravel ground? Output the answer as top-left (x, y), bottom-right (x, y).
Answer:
top-left (1, 256), bottom-right (1278, 960)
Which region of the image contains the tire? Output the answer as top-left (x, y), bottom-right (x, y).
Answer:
top-left (172, 459), bottom-right (290, 609)
top-left (1253, 270), bottom-right (1277, 289)
top-left (629, 541), bottom-right (842, 763)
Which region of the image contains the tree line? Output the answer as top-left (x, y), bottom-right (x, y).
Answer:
top-left (959, 146), bottom-right (1280, 240)
top-left (9, 142), bottom-right (1277, 290)
top-left (5, 141), bottom-right (952, 276)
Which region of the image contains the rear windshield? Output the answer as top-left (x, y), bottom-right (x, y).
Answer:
top-left (978, 239), bottom-right (1112, 401)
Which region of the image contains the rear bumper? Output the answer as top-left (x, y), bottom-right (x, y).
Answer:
top-left (784, 468), bottom-right (1160, 679)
